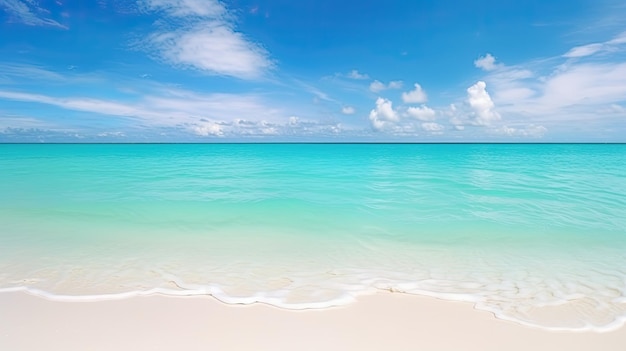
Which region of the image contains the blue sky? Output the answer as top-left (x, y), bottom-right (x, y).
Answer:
top-left (1, 0), bottom-right (625, 142)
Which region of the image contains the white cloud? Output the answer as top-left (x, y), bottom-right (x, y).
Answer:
top-left (388, 81), bottom-right (403, 89)
top-left (367, 98), bottom-right (443, 134)
top-left (401, 83), bottom-right (428, 103)
top-left (0, 0), bottom-right (66, 28)
top-left (608, 104), bottom-right (625, 113)
top-left (563, 43), bottom-right (604, 58)
top-left (141, 0), bottom-right (227, 17)
top-left (369, 80), bottom-right (403, 93)
top-left (0, 62), bottom-right (67, 81)
top-left (467, 81), bottom-right (500, 126)
top-left (97, 131), bottom-right (126, 137)
top-left (494, 87), bottom-right (536, 103)
top-left (148, 25), bottom-right (272, 79)
top-left (474, 54), bottom-right (500, 71)
top-left (142, 0), bottom-right (272, 79)
top-left (472, 54), bottom-right (536, 107)
top-left (297, 81), bottom-right (335, 103)
top-left (0, 89), bottom-right (280, 131)
top-left (473, 37), bottom-right (626, 137)
top-left (539, 63), bottom-right (626, 109)
top-left (481, 33), bottom-right (626, 125)
top-left (406, 105), bottom-right (436, 121)
top-left (421, 122), bottom-right (444, 132)
top-left (368, 97), bottom-right (398, 130)
top-left (494, 124), bottom-right (547, 137)
top-left (347, 70), bottom-right (369, 80)
top-left (563, 32), bottom-right (626, 58)
top-left (283, 117), bottom-right (343, 136)
top-left (341, 106), bottom-right (355, 115)
top-left (491, 68), bottom-right (533, 81)
top-left (369, 80), bottom-right (386, 93)
top-left (0, 88), bottom-right (351, 138)
top-left (608, 31), bottom-right (626, 45)
top-left (0, 115), bottom-right (52, 129)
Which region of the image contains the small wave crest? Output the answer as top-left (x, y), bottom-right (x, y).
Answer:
top-left (2, 241), bottom-right (626, 333)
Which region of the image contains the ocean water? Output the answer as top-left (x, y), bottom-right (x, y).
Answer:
top-left (1, 143), bottom-right (625, 331)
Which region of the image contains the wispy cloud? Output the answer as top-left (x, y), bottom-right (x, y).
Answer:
top-left (294, 79), bottom-right (337, 103)
top-left (0, 89), bottom-right (279, 124)
top-left (563, 31), bottom-right (626, 58)
top-left (0, 86), bottom-right (345, 138)
top-left (0, 0), bottom-right (66, 28)
top-left (0, 62), bottom-right (68, 82)
top-left (141, 0), bottom-right (227, 18)
top-left (470, 31), bottom-right (626, 139)
top-left (0, 115), bottom-right (52, 129)
top-left (563, 43), bottom-right (605, 58)
top-left (481, 35), bottom-right (626, 116)
top-left (140, 0), bottom-right (272, 79)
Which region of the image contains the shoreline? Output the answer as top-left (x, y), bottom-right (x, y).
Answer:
top-left (2, 291), bottom-right (625, 351)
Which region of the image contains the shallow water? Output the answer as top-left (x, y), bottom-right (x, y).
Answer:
top-left (1, 143), bottom-right (625, 331)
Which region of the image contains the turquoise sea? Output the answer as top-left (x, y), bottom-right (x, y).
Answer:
top-left (1, 144), bottom-right (625, 331)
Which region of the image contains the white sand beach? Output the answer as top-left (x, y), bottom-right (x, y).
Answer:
top-left (2, 291), bottom-right (625, 351)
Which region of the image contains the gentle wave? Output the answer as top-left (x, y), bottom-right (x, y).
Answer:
top-left (1, 144), bottom-right (625, 332)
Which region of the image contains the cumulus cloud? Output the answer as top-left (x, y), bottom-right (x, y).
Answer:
top-left (471, 53), bottom-right (536, 107)
top-left (369, 80), bottom-right (386, 92)
top-left (421, 122), bottom-right (444, 132)
top-left (341, 106), bottom-right (355, 114)
top-left (369, 80), bottom-right (403, 92)
top-left (495, 124), bottom-right (547, 137)
top-left (284, 118), bottom-right (343, 135)
top-left (367, 97), bottom-right (443, 134)
top-left (406, 105), bottom-right (436, 121)
top-left (346, 70), bottom-right (369, 80)
top-left (190, 121), bottom-right (224, 136)
top-left (368, 97), bottom-right (398, 130)
top-left (388, 81), bottom-right (403, 89)
top-left (474, 53), bottom-right (500, 71)
top-left (0, 0), bottom-right (66, 28)
top-left (141, 0), bottom-right (272, 79)
top-left (401, 83), bottom-right (428, 103)
top-left (467, 81), bottom-right (500, 126)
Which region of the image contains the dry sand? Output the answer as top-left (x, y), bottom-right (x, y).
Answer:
top-left (1, 291), bottom-right (625, 350)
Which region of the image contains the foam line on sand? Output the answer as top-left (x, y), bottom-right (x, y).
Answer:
top-left (1, 291), bottom-right (625, 351)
